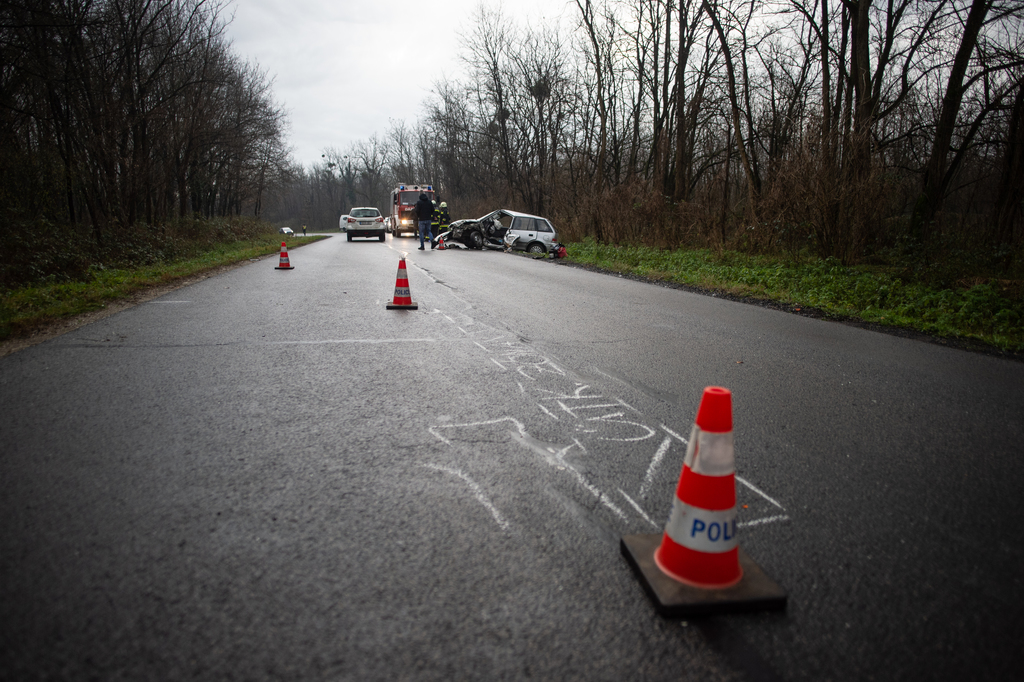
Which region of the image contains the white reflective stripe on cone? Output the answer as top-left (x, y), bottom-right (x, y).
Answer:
top-left (664, 497), bottom-right (739, 554)
top-left (683, 425), bottom-right (736, 476)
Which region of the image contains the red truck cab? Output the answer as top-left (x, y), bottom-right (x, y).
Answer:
top-left (390, 184), bottom-right (435, 237)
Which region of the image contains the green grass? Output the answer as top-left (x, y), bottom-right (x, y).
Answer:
top-left (567, 238), bottom-right (1024, 353)
top-left (0, 235), bottom-right (325, 342)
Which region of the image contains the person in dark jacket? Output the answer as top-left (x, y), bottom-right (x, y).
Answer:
top-left (438, 201), bottom-right (451, 228)
top-left (430, 200), bottom-right (440, 237)
top-left (414, 193), bottom-right (434, 250)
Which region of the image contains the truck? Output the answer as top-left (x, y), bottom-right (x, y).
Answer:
top-left (390, 184), bottom-right (435, 237)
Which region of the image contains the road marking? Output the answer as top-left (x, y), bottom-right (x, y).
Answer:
top-left (660, 423), bottom-right (689, 444)
top-left (738, 514), bottom-right (789, 528)
top-left (420, 464), bottom-right (510, 531)
top-left (430, 307), bottom-right (789, 533)
top-left (736, 476), bottom-right (785, 510)
top-left (618, 489), bottom-right (659, 528)
top-left (639, 436), bottom-right (673, 499)
top-left (266, 338), bottom-right (436, 345)
top-left (537, 403), bottom-right (559, 420)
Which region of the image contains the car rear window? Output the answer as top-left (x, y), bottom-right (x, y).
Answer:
top-left (351, 208), bottom-right (379, 218)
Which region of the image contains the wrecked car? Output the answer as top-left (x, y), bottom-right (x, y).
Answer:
top-left (439, 209), bottom-right (560, 254)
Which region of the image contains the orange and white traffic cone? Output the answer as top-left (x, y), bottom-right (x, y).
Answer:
top-left (620, 386), bottom-right (786, 616)
top-left (275, 242), bottom-right (294, 270)
top-left (438, 236), bottom-right (446, 250)
top-left (385, 258), bottom-right (418, 310)
top-left (654, 386), bottom-right (741, 588)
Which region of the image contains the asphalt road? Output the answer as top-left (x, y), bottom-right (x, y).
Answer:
top-left (1, 233), bottom-right (1022, 681)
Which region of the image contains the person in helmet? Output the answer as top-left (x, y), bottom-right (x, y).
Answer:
top-left (438, 201), bottom-right (450, 229)
top-left (430, 200), bottom-right (441, 237)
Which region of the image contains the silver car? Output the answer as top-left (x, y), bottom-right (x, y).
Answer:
top-left (444, 209), bottom-right (559, 253)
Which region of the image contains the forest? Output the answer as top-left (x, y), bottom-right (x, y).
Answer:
top-left (3, 0), bottom-right (1023, 280)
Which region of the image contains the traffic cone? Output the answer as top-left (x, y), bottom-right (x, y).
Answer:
top-left (385, 258), bottom-right (418, 310)
top-left (438, 236), bottom-right (446, 250)
top-left (620, 386), bottom-right (786, 616)
top-left (275, 242), bottom-right (294, 270)
top-left (654, 386), bottom-right (741, 588)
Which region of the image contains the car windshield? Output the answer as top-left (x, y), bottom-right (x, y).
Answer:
top-left (400, 192), bottom-right (430, 206)
top-left (350, 208), bottom-right (379, 218)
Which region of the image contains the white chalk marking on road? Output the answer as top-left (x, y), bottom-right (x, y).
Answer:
top-left (738, 514), bottom-right (789, 528)
top-left (539, 384), bottom-right (603, 402)
top-left (420, 464), bottom-right (510, 531)
top-left (736, 476), bottom-right (786, 510)
top-left (473, 341), bottom-right (489, 351)
top-left (510, 432), bottom-right (629, 522)
top-left (430, 416), bottom-right (528, 446)
top-left (588, 414), bottom-right (657, 442)
top-left (515, 366), bottom-right (538, 381)
top-left (639, 436), bottom-right (674, 499)
top-left (537, 403), bottom-right (559, 420)
top-left (616, 397), bottom-right (641, 413)
top-left (618, 488), bottom-right (659, 528)
top-left (660, 423), bottom-right (689, 444)
top-left (556, 399), bottom-right (621, 418)
top-left (266, 338), bottom-right (436, 345)
top-left (490, 358), bottom-right (507, 370)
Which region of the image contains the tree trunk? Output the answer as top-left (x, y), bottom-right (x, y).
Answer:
top-left (911, 0), bottom-right (990, 242)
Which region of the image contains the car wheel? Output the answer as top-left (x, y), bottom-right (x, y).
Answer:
top-left (527, 242), bottom-right (546, 254)
top-left (347, 233), bottom-right (353, 242)
top-left (379, 233), bottom-right (385, 242)
top-left (468, 230), bottom-right (484, 249)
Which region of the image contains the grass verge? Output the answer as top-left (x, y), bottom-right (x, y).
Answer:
top-left (566, 238), bottom-right (1024, 354)
top-left (0, 235), bottom-right (325, 342)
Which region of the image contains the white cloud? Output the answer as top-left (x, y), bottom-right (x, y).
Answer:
top-left (225, 0), bottom-right (572, 167)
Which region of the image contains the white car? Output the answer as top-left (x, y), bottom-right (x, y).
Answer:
top-left (339, 215), bottom-right (349, 232)
top-left (344, 207), bottom-right (386, 242)
top-left (278, 227), bottom-right (294, 237)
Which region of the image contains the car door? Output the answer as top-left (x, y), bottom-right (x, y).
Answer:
top-left (533, 218), bottom-right (556, 249)
top-left (510, 216), bottom-right (537, 250)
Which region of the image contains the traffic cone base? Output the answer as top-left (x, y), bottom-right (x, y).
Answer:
top-left (621, 534), bottom-right (786, 617)
top-left (622, 385), bottom-right (786, 616)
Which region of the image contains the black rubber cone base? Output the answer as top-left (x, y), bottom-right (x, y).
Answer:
top-left (386, 301), bottom-right (418, 310)
top-left (621, 534), bottom-right (787, 617)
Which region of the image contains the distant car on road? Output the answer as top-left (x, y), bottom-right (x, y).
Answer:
top-left (384, 216), bottom-right (393, 234)
top-left (442, 209), bottom-right (559, 253)
top-left (278, 227), bottom-right (294, 237)
top-left (345, 207), bottom-right (386, 242)
top-left (339, 215), bottom-right (349, 232)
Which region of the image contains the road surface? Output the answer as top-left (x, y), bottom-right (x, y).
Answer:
top-left (2, 234), bottom-right (1022, 680)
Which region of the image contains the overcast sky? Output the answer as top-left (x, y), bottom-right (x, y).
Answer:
top-left (226, 0), bottom-right (574, 169)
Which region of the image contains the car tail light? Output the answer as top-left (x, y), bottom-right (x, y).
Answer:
top-left (347, 217), bottom-right (356, 223)
top-left (375, 216), bottom-right (383, 222)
